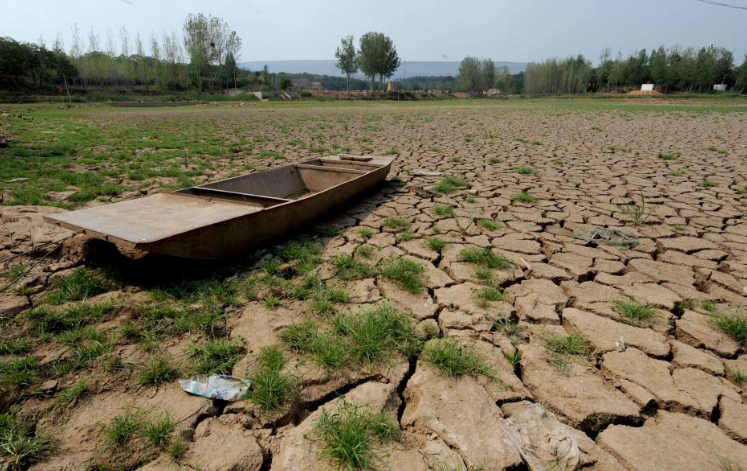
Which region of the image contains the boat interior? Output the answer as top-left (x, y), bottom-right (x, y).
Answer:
top-left (176, 155), bottom-right (384, 208)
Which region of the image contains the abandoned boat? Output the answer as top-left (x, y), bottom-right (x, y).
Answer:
top-left (44, 154), bottom-right (394, 259)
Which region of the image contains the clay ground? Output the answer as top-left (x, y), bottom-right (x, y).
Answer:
top-left (1, 98), bottom-right (747, 471)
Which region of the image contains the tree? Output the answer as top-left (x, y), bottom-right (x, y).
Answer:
top-left (736, 54), bottom-right (747, 93)
top-left (482, 58), bottom-right (495, 91)
top-left (358, 32), bottom-right (400, 91)
top-left (335, 35), bottom-right (358, 92)
top-left (278, 74), bottom-right (293, 91)
top-left (458, 56), bottom-right (482, 93)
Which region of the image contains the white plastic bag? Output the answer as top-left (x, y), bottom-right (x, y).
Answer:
top-left (179, 374), bottom-right (251, 401)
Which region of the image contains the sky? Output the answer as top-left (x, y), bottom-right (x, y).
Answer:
top-left (3, 0), bottom-right (746, 65)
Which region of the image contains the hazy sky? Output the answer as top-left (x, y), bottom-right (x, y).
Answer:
top-left (3, 0), bottom-right (746, 64)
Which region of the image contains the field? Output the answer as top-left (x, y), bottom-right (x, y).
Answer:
top-left (2, 98), bottom-right (747, 470)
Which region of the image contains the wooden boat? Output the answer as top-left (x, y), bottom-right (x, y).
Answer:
top-left (44, 155), bottom-right (394, 259)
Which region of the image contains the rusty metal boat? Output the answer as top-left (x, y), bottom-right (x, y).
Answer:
top-left (44, 155), bottom-right (394, 259)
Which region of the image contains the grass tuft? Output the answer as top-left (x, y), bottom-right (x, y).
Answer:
top-left (104, 408), bottom-right (142, 450)
top-left (246, 347), bottom-right (298, 412)
top-left (512, 191), bottom-right (538, 203)
top-left (333, 256), bottom-right (377, 281)
top-left (427, 237), bottom-right (447, 252)
top-left (478, 219), bottom-right (502, 231)
top-left (191, 339), bottom-right (245, 375)
top-left (47, 268), bottom-right (115, 305)
top-left (516, 165), bottom-right (535, 175)
top-left (432, 205), bottom-right (455, 217)
top-left (612, 298), bottom-right (657, 327)
top-left (710, 308), bottom-right (747, 346)
top-left (459, 248), bottom-right (513, 269)
top-left (379, 258), bottom-right (427, 294)
top-left (433, 176), bottom-right (467, 194)
top-left (423, 338), bottom-right (496, 379)
top-left (383, 217), bottom-right (410, 231)
top-left (139, 357), bottom-right (180, 386)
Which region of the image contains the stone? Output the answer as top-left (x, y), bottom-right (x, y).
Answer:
top-left (598, 411), bottom-right (747, 471)
top-left (563, 308), bottom-right (670, 358)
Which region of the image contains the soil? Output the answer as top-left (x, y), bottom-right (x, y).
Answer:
top-left (2, 100), bottom-right (747, 470)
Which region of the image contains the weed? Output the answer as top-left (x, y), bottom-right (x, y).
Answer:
top-left (247, 347), bottom-right (298, 412)
top-left (359, 228), bottom-right (374, 239)
top-left (278, 240), bottom-right (323, 274)
top-left (668, 169), bottom-right (685, 177)
top-left (314, 226), bottom-right (343, 238)
top-left (423, 338), bottom-right (496, 379)
top-left (493, 317), bottom-right (528, 343)
top-left (516, 166), bottom-right (535, 175)
top-left (0, 356), bottom-right (38, 388)
top-left (312, 400), bottom-right (400, 470)
top-left (54, 380), bottom-right (89, 408)
top-left (657, 152), bottom-right (679, 161)
top-left (544, 330), bottom-right (591, 374)
top-left (333, 256), bottom-right (377, 281)
top-left (0, 339), bottom-right (30, 356)
top-left (427, 237), bottom-right (447, 252)
top-left (554, 159), bottom-right (565, 165)
top-left (3, 265), bottom-right (26, 283)
top-left (384, 217), bottom-right (410, 231)
top-left (166, 438), bottom-right (187, 459)
top-left (431, 146), bottom-right (442, 153)
top-left (47, 268), bottom-right (114, 305)
top-left (478, 219), bottom-right (502, 231)
top-left (488, 157), bottom-right (503, 164)
top-left (512, 191), bottom-right (538, 203)
top-left (618, 194), bottom-right (654, 225)
top-left (144, 414), bottom-right (176, 449)
top-left (379, 258), bottom-right (427, 294)
top-left (459, 248), bottom-right (512, 269)
top-left (432, 205), bottom-right (455, 217)
top-left (719, 457), bottom-right (747, 471)
top-left (333, 305), bottom-right (421, 363)
top-left (592, 126), bottom-right (604, 132)
top-left (701, 179), bottom-right (718, 188)
top-left (433, 176), bottom-right (468, 194)
top-left (280, 321), bottom-right (349, 371)
top-left (701, 300), bottom-right (718, 312)
top-left (397, 231), bottom-right (416, 241)
top-left (264, 296), bottom-right (283, 310)
top-left (0, 417), bottom-right (51, 468)
top-left (191, 339), bottom-right (245, 374)
top-left (465, 196), bottom-right (476, 203)
top-left (612, 298), bottom-right (657, 327)
top-left (672, 224), bottom-right (686, 231)
top-left (139, 357), bottom-right (179, 387)
top-left (356, 245), bottom-right (374, 258)
top-left (475, 286), bottom-right (507, 305)
top-left (710, 308), bottom-right (747, 346)
top-left (104, 408), bottom-right (143, 450)
top-left (726, 366), bottom-right (747, 386)
top-left (449, 157), bottom-right (462, 163)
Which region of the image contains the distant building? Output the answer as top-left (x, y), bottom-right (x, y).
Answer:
top-left (641, 84), bottom-right (655, 91)
top-left (714, 84), bottom-right (728, 92)
top-left (291, 79), bottom-right (324, 91)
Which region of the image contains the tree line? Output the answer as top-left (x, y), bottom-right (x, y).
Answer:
top-left (523, 45), bottom-right (747, 95)
top-left (335, 33), bottom-right (401, 92)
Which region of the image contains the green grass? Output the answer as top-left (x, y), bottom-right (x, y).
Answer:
top-left (356, 245), bottom-right (374, 258)
top-left (554, 159), bottom-right (565, 165)
top-left (512, 191), bottom-right (538, 203)
top-left (427, 237), bottom-right (447, 252)
top-left (190, 339), bottom-right (245, 375)
top-left (701, 300), bottom-right (718, 312)
top-left (0, 339), bottom-right (30, 355)
top-left (488, 157), bottom-right (503, 164)
top-left (701, 179), bottom-right (718, 188)
top-left (719, 458), bottom-right (747, 471)
top-left (475, 286), bottom-right (507, 309)
top-left (544, 330), bottom-right (592, 374)
top-left (668, 169), bottom-right (685, 177)
top-left (312, 400), bottom-right (400, 470)
top-left (432, 205), bottom-right (455, 217)
top-left (139, 357), bottom-right (179, 386)
top-left (449, 157), bottom-right (462, 163)
top-left (516, 165), bottom-right (535, 175)
top-left (478, 219), bottom-right (502, 231)
top-left (246, 347), bottom-right (298, 412)
top-left (104, 408), bottom-right (143, 450)
top-left (379, 258), bottom-right (427, 294)
top-left (143, 414), bottom-right (176, 449)
top-left (0, 414), bottom-right (51, 468)
top-left (465, 196), bottom-right (476, 203)
top-left (726, 366), bottom-right (747, 386)
top-left (672, 224), bottom-right (686, 231)
top-left (278, 240), bottom-right (323, 274)
top-left (397, 230), bottom-right (416, 241)
top-left (333, 255), bottom-right (377, 281)
top-left (459, 248), bottom-right (513, 269)
top-left (383, 217), bottom-right (410, 231)
top-left (422, 338), bottom-right (496, 379)
top-left (657, 152), bottom-right (679, 161)
top-left (0, 356), bottom-right (39, 388)
top-left (280, 321), bottom-right (349, 371)
top-left (47, 268), bottom-right (115, 304)
top-left (314, 225), bottom-right (344, 238)
top-left (433, 176), bottom-right (468, 194)
top-left (493, 316), bottom-right (528, 343)
top-left (54, 380), bottom-right (89, 408)
top-left (359, 228), bottom-right (374, 239)
top-left (710, 308), bottom-right (747, 346)
top-left (612, 298), bottom-right (657, 327)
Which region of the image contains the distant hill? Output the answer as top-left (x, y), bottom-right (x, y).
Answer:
top-left (239, 60), bottom-right (527, 77)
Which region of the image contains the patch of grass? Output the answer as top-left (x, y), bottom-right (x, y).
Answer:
top-left (544, 330), bottom-right (592, 374)
top-left (312, 400), bottom-right (400, 471)
top-left (459, 248), bottom-right (513, 269)
top-left (710, 308), bottom-right (747, 346)
top-left (612, 298), bottom-right (657, 327)
top-left (512, 191), bottom-right (537, 203)
top-left (356, 245), bottom-right (374, 258)
top-left (280, 321), bottom-right (349, 371)
top-left (47, 268), bottom-right (115, 305)
top-left (278, 240), bottom-right (323, 274)
top-left (423, 338), bottom-right (496, 379)
top-left (54, 380), bottom-right (89, 408)
top-left (166, 438), bottom-right (187, 459)
top-left (667, 169), bottom-right (685, 177)
top-left (314, 225), bottom-right (343, 238)
top-left (432, 205), bottom-right (455, 217)
top-left (191, 339), bottom-right (245, 375)
top-left (104, 408), bottom-right (143, 450)
top-left (264, 296), bottom-right (283, 310)
top-left (0, 339), bottom-right (30, 356)
top-left (433, 176), bottom-right (468, 194)
top-left (707, 146), bottom-right (728, 155)
top-left (427, 237), bottom-right (447, 252)
top-left (359, 228), bottom-right (374, 239)
top-left (333, 305), bottom-right (421, 363)
top-left (591, 126), bottom-right (604, 132)
top-left (516, 165), bottom-right (535, 175)
top-left (493, 316), bottom-right (528, 344)
top-left (701, 179), bottom-right (718, 188)
top-left (397, 230), bottom-right (416, 241)
top-left (618, 194), bottom-right (654, 225)
top-left (3, 265), bottom-right (26, 283)
top-left (144, 414), bottom-right (176, 449)
top-left (657, 152), bottom-right (679, 161)
top-left (719, 457), bottom-right (747, 471)
top-left (383, 217), bottom-right (410, 231)
top-left (139, 357), bottom-right (179, 387)
top-left (0, 415), bottom-right (51, 468)
top-left (488, 157), bottom-right (503, 164)
top-left (672, 224), bottom-right (686, 231)
top-left (701, 300), bottom-right (718, 312)
top-left (379, 258), bottom-right (427, 294)
top-left (25, 303), bottom-right (114, 335)
top-left (333, 255), bottom-right (377, 281)
top-left (0, 356), bottom-right (39, 388)
top-left (554, 159), bottom-right (565, 165)
top-left (247, 347), bottom-right (298, 412)
top-left (478, 219), bottom-right (502, 231)
top-left (725, 366), bottom-right (747, 387)
top-left (465, 196), bottom-right (476, 203)
top-left (449, 157), bottom-right (462, 163)
top-left (431, 146), bottom-right (441, 153)
top-left (475, 286), bottom-right (507, 308)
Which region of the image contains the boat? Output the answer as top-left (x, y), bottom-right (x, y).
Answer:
top-left (44, 155), bottom-right (394, 259)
